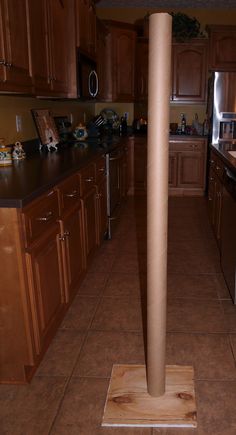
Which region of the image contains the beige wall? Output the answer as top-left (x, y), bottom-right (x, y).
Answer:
top-left (0, 96), bottom-right (95, 145)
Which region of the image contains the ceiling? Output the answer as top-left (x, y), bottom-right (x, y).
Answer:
top-left (96, 0), bottom-right (236, 8)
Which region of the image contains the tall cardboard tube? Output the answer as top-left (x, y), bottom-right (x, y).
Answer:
top-left (147, 13), bottom-right (172, 397)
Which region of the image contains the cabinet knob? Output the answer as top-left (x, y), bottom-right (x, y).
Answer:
top-left (65, 190), bottom-right (78, 198)
top-left (59, 235), bottom-right (66, 241)
top-left (36, 211), bottom-right (53, 222)
top-left (85, 177), bottom-right (94, 182)
top-left (64, 231), bottom-right (70, 237)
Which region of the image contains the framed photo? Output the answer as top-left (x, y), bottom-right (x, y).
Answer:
top-left (31, 109), bottom-right (60, 147)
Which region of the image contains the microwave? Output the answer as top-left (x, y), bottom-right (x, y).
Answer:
top-left (77, 50), bottom-right (98, 99)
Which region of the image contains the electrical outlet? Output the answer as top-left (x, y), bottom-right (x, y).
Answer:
top-left (16, 115), bottom-right (22, 132)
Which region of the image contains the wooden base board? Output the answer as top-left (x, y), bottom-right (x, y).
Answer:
top-left (102, 364), bottom-right (197, 428)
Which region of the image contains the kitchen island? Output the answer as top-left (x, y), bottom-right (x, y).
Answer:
top-left (0, 136), bottom-right (127, 384)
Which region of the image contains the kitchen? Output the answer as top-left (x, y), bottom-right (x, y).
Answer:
top-left (2, 0), bottom-right (234, 433)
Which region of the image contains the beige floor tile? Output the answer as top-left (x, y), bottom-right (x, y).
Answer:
top-left (195, 380), bottom-right (236, 435)
top-left (167, 274), bottom-right (220, 299)
top-left (167, 299), bottom-right (226, 333)
top-left (91, 296), bottom-right (143, 332)
top-left (60, 296), bottom-right (99, 330)
top-left (103, 272), bottom-right (146, 297)
top-left (0, 377), bottom-right (67, 435)
top-left (73, 331), bottom-right (145, 378)
top-left (166, 333), bottom-right (236, 380)
top-left (35, 329), bottom-right (85, 377)
top-left (77, 272), bottom-right (109, 296)
top-left (51, 377), bottom-right (151, 435)
top-left (221, 300), bottom-right (236, 332)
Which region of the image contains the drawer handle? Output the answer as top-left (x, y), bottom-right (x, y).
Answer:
top-left (98, 168), bottom-right (105, 172)
top-left (36, 211), bottom-right (53, 222)
top-left (85, 177), bottom-right (94, 182)
top-left (65, 190), bottom-right (78, 198)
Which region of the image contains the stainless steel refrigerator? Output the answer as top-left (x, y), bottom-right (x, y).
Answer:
top-left (208, 71), bottom-right (236, 144)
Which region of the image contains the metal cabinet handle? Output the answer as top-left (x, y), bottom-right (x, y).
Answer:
top-left (64, 230), bottom-right (70, 237)
top-left (59, 235), bottom-right (66, 241)
top-left (36, 211), bottom-right (53, 222)
top-left (0, 59), bottom-right (6, 65)
top-left (5, 62), bottom-right (12, 68)
top-left (98, 168), bottom-right (105, 172)
top-left (85, 177), bottom-right (94, 182)
top-left (65, 190), bottom-right (78, 198)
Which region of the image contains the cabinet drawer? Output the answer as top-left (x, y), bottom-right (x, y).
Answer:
top-left (79, 163), bottom-right (96, 197)
top-left (169, 140), bottom-right (205, 152)
top-left (22, 190), bottom-right (59, 246)
top-left (95, 156), bottom-right (106, 183)
top-left (57, 174), bottom-right (80, 216)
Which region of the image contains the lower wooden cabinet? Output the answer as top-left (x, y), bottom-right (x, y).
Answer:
top-left (81, 188), bottom-right (97, 265)
top-left (59, 204), bottom-right (85, 303)
top-left (129, 136), bottom-right (207, 196)
top-left (25, 225), bottom-right (65, 355)
top-left (208, 150), bottom-right (224, 248)
top-left (95, 176), bottom-right (108, 245)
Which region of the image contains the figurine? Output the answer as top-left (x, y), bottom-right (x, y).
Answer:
top-left (12, 141), bottom-right (26, 160)
top-left (0, 138), bottom-right (12, 166)
top-left (45, 122), bottom-right (58, 151)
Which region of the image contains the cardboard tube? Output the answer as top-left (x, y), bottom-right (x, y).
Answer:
top-left (147, 13), bottom-right (172, 397)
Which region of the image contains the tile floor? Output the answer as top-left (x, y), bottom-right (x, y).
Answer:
top-left (1, 196), bottom-right (236, 435)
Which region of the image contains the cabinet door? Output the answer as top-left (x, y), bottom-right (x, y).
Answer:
top-left (28, 0), bottom-right (51, 95)
top-left (209, 28), bottom-right (236, 71)
top-left (60, 205), bottom-right (85, 303)
top-left (0, 0), bottom-right (32, 93)
top-left (172, 41), bottom-right (207, 102)
top-left (47, 0), bottom-right (70, 95)
top-left (169, 152), bottom-right (178, 187)
top-left (76, 0), bottom-right (96, 57)
top-left (135, 39), bottom-right (148, 101)
top-left (112, 27), bottom-right (136, 101)
top-left (81, 188), bottom-right (97, 265)
top-left (177, 151), bottom-right (205, 188)
top-left (134, 143), bottom-right (147, 194)
top-left (26, 226), bottom-right (65, 354)
top-left (97, 19), bottom-right (108, 100)
top-left (213, 176), bottom-right (223, 246)
top-left (96, 177), bottom-right (108, 245)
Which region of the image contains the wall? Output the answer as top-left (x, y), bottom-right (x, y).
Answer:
top-left (0, 96), bottom-right (95, 145)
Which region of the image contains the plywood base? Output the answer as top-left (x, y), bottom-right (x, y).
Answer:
top-left (102, 364), bottom-right (197, 428)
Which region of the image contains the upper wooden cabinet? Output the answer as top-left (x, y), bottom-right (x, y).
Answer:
top-left (102, 20), bottom-right (136, 102)
top-left (96, 19), bottom-right (109, 100)
top-left (172, 39), bottom-right (208, 103)
top-left (135, 38), bottom-right (148, 101)
top-left (76, 0), bottom-right (96, 58)
top-left (207, 25), bottom-right (236, 71)
top-left (0, 0), bottom-right (33, 93)
top-left (29, 0), bottom-right (76, 97)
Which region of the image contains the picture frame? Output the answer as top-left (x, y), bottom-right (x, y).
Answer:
top-left (31, 108), bottom-right (60, 148)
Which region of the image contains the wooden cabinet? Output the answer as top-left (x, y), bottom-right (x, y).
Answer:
top-left (208, 25), bottom-right (236, 71)
top-left (208, 150), bottom-right (224, 248)
top-left (129, 136), bottom-right (207, 196)
top-left (0, 0), bottom-right (32, 93)
top-left (135, 38), bottom-right (148, 101)
top-left (76, 0), bottom-right (96, 58)
top-left (95, 156), bottom-right (108, 245)
top-left (172, 40), bottom-right (208, 103)
top-left (169, 138), bottom-right (207, 195)
top-left (22, 190), bottom-right (65, 356)
top-left (56, 174), bottom-right (85, 303)
top-left (28, 0), bottom-right (76, 97)
top-left (79, 163), bottom-right (97, 265)
top-left (102, 20), bottom-right (136, 102)
top-left (128, 136), bottom-right (147, 195)
top-left (97, 19), bottom-right (109, 100)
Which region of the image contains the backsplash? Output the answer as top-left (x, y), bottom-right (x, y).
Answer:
top-left (0, 96), bottom-right (95, 145)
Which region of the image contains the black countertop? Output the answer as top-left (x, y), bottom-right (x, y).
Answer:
top-left (0, 136), bottom-right (122, 208)
top-left (210, 142), bottom-right (236, 174)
